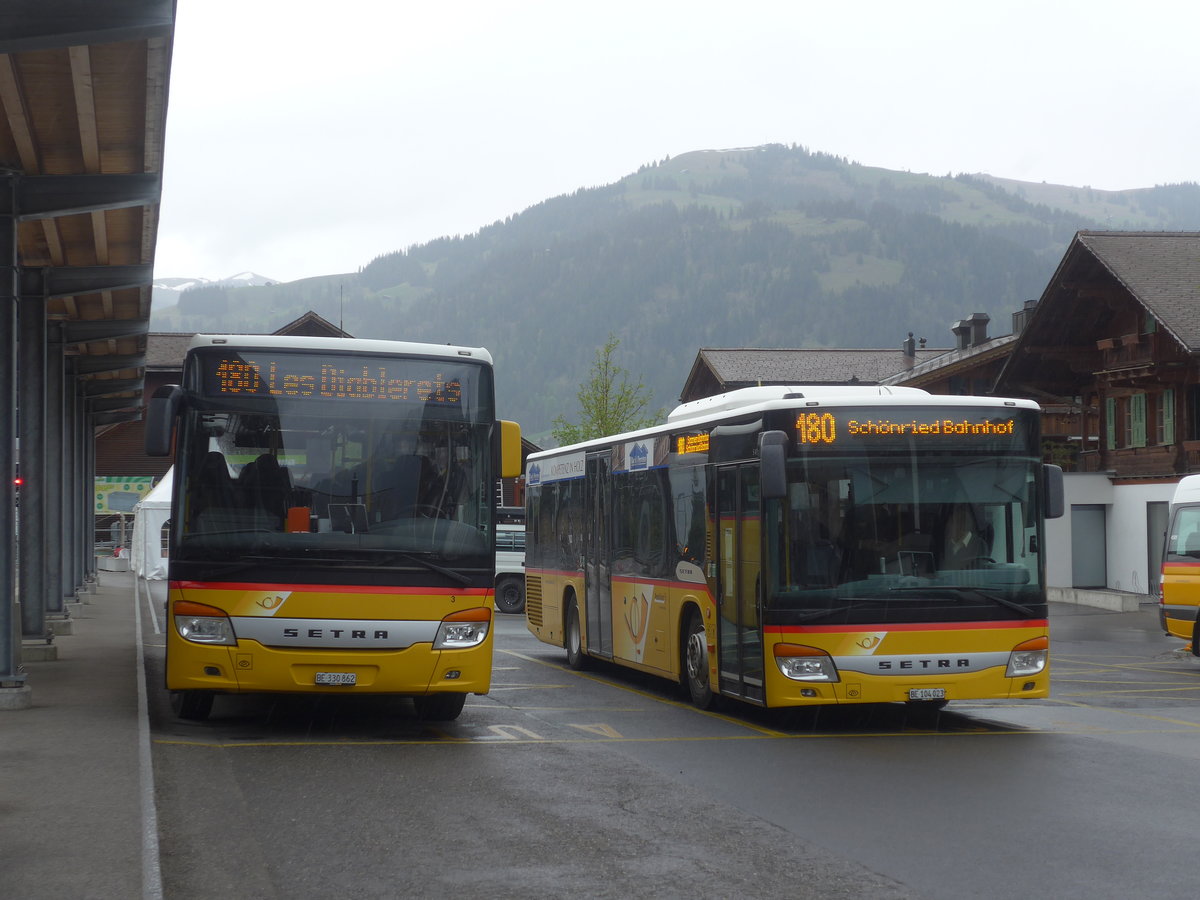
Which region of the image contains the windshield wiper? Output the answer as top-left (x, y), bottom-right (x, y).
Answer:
top-left (890, 585), bottom-right (1037, 617)
top-left (237, 551), bottom-right (474, 586)
top-left (368, 552), bottom-right (473, 586)
top-left (213, 554), bottom-right (470, 588)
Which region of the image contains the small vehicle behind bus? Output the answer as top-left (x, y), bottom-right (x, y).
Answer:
top-left (1160, 474), bottom-right (1200, 655)
top-left (494, 507), bottom-right (526, 614)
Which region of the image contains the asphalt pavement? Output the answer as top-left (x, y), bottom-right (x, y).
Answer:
top-left (0, 570), bottom-right (1173, 900)
top-left (2, 568), bottom-right (157, 900)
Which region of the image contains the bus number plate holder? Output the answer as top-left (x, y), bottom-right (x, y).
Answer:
top-left (316, 672), bottom-right (357, 686)
top-left (908, 688), bottom-right (945, 701)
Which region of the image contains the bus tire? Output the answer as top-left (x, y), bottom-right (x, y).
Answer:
top-left (682, 608), bottom-right (714, 710)
top-left (565, 597), bottom-right (587, 670)
top-left (495, 576), bottom-right (526, 614)
top-left (414, 692), bottom-right (467, 721)
top-left (170, 690), bottom-right (214, 721)
top-left (1192, 619), bottom-right (1200, 657)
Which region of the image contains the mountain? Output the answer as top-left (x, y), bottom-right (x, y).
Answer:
top-left (149, 144), bottom-right (1200, 440)
top-left (152, 271), bottom-right (278, 309)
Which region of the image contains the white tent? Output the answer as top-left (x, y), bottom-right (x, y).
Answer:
top-left (132, 467), bottom-right (172, 581)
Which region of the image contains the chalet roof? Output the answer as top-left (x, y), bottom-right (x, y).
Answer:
top-left (274, 310), bottom-right (352, 338)
top-left (996, 231), bottom-right (1200, 399)
top-left (145, 333), bottom-right (194, 371)
top-left (143, 312), bottom-right (352, 373)
top-left (1075, 231), bottom-right (1200, 349)
top-left (882, 333), bottom-right (1019, 387)
top-left (690, 347), bottom-right (949, 388)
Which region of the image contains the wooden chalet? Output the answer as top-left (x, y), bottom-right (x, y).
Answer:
top-left (995, 231), bottom-right (1200, 481)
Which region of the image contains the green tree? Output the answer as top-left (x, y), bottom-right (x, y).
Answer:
top-left (551, 334), bottom-right (662, 446)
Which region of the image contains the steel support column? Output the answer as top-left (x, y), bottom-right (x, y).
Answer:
top-left (18, 290), bottom-right (46, 636)
top-left (84, 399), bottom-right (95, 580)
top-left (0, 173), bottom-right (23, 690)
top-left (45, 327), bottom-right (64, 613)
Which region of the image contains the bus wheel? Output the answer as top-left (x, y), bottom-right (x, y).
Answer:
top-left (683, 610), bottom-right (714, 710)
top-left (1192, 620), bottom-right (1200, 657)
top-left (565, 598), bottom-right (587, 670)
top-left (495, 576), bottom-right (526, 614)
top-left (170, 690), bottom-right (214, 721)
top-left (414, 693), bottom-right (467, 721)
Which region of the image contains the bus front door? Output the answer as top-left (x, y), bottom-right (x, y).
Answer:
top-left (584, 452), bottom-right (613, 658)
top-left (715, 464), bottom-right (764, 703)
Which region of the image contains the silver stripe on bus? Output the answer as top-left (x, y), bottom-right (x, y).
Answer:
top-left (834, 651), bottom-right (1011, 676)
top-left (231, 617), bottom-right (439, 649)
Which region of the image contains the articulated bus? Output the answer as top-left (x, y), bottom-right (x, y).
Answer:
top-left (524, 385), bottom-right (1064, 711)
top-left (146, 334), bottom-right (521, 721)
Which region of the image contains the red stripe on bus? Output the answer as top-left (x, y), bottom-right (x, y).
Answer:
top-left (169, 580), bottom-right (489, 596)
top-left (766, 619), bottom-right (1048, 635)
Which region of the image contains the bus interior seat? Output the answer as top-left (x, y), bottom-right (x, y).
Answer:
top-left (371, 455), bottom-right (422, 521)
top-left (240, 454), bottom-right (292, 526)
top-left (1185, 532), bottom-right (1200, 557)
top-left (189, 452), bottom-right (239, 527)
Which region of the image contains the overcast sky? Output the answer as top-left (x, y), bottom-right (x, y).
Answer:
top-left (153, 0), bottom-right (1198, 284)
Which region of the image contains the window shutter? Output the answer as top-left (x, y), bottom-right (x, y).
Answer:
top-left (1131, 393), bottom-right (1147, 447)
top-left (1163, 388), bottom-right (1176, 445)
top-left (1105, 397), bottom-right (1116, 450)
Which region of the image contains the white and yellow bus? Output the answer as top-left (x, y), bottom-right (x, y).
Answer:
top-left (524, 386), bottom-right (1063, 711)
top-left (146, 334), bottom-right (521, 721)
top-left (1160, 474), bottom-right (1200, 655)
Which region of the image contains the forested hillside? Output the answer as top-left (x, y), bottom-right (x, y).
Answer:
top-left (151, 144), bottom-right (1200, 440)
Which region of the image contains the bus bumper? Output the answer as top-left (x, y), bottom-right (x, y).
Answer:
top-left (164, 633), bottom-right (493, 697)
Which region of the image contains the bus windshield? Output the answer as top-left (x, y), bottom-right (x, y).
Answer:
top-left (172, 349), bottom-right (494, 571)
top-left (764, 450), bottom-right (1045, 624)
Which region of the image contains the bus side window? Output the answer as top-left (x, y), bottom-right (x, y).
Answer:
top-left (1169, 508), bottom-right (1200, 560)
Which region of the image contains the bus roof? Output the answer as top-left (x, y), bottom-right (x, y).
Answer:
top-left (1171, 474), bottom-right (1200, 507)
top-left (532, 385), bottom-right (1041, 460)
top-left (667, 384), bottom-right (930, 424)
top-left (187, 333), bottom-right (494, 365)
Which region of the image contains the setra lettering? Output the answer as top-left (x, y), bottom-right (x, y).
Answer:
top-left (878, 658), bottom-right (972, 670)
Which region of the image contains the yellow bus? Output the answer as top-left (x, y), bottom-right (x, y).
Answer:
top-left (524, 386), bottom-right (1064, 711)
top-left (145, 334), bottom-right (521, 721)
top-left (1160, 474), bottom-right (1200, 655)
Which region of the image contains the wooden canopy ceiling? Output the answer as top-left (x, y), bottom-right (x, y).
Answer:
top-left (0, 0), bottom-right (175, 423)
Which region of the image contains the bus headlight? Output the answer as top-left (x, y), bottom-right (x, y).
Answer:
top-left (774, 644), bottom-right (840, 682)
top-left (434, 608), bottom-right (492, 649)
top-left (1005, 636), bottom-right (1048, 677)
top-left (174, 600), bottom-right (236, 646)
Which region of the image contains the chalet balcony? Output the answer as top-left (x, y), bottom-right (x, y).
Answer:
top-left (1095, 332), bottom-right (1160, 372)
top-left (1076, 445), bottom-right (1183, 477)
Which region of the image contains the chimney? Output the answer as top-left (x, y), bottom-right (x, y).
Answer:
top-left (967, 312), bottom-right (990, 347)
top-left (952, 320), bottom-right (971, 351)
top-left (1011, 300), bottom-right (1036, 335)
top-left (901, 332), bottom-right (916, 369)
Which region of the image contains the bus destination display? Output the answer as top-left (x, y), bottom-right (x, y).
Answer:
top-left (794, 410), bottom-right (1023, 446)
top-left (199, 351), bottom-right (465, 405)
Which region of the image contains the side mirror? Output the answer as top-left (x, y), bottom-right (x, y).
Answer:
top-left (144, 384), bottom-right (182, 457)
top-left (1043, 464), bottom-right (1065, 520)
top-left (496, 420), bottom-right (522, 479)
top-left (759, 430), bottom-right (788, 500)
